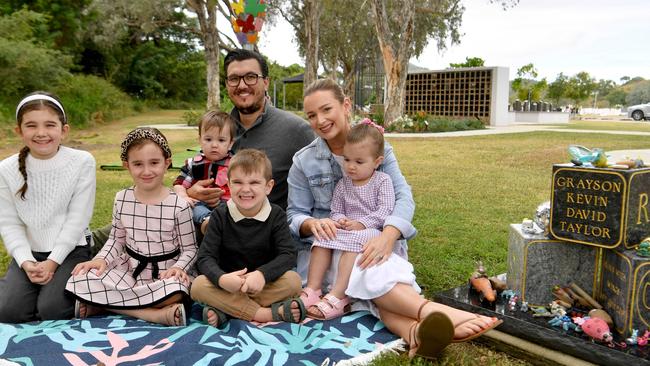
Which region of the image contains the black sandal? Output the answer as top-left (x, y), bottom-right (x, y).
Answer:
top-left (202, 304), bottom-right (229, 329)
top-left (270, 297), bottom-right (306, 323)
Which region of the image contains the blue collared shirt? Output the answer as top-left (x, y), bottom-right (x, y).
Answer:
top-left (287, 137), bottom-right (417, 251)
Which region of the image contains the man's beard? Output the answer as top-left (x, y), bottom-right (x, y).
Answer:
top-left (237, 98), bottom-right (264, 115)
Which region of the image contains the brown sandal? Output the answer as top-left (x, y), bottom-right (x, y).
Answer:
top-left (452, 313), bottom-right (503, 343)
top-left (408, 300), bottom-right (454, 360)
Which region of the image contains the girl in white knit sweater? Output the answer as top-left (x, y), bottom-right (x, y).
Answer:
top-left (0, 92), bottom-right (96, 322)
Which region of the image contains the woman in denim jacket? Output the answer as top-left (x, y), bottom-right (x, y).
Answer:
top-left (287, 79), bottom-right (501, 359)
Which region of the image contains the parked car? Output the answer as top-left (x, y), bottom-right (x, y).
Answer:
top-left (627, 103), bottom-right (650, 121)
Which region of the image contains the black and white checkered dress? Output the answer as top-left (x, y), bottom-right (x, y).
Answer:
top-left (66, 188), bottom-right (197, 308)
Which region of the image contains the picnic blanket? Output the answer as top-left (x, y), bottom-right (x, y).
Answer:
top-left (0, 304), bottom-right (402, 366)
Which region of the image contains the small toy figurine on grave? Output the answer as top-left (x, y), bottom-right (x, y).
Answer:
top-left (531, 305), bottom-right (554, 317)
top-left (567, 145), bottom-right (609, 167)
top-left (581, 317), bottom-right (614, 345)
top-left (588, 309), bottom-right (614, 328)
top-left (637, 238), bottom-right (650, 257)
top-left (533, 201), bottom-right (550, 236)
top-left (508, 295), bottom-right (518, 311)
top-left (520, 301), bottom-right (529, 312)
top-left (469, 261), bottom-right (496, 302)
top-left (550, 301), bottom-right (567, 317)
top-left (638, 331), bottom-right (649, 346)
top-left (615, 158), bottom-right (645, 169)
top-left (626, 329), bottom-right (639, 345)
top-left (500, 289), bottom-right (516, 301)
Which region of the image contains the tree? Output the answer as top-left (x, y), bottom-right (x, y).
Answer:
top-left (186, 0), bottom-right (222, 109)
top-left (565, 71), bottom-right (596, 106)
top-left (511, 63), bottom-right (547, 102)
top-left (0, 0), bottom-right (92, 55)
top-left (88, 0), bottom-right (239, 109)
top-left (318, 1), bottom-right (378, 103)
top-left (626, 82), bottom-right (650, 105)
top-left (620, 76), bottom-right (630, 84)
top-left (370, 0), bottom-right (464, 124)
top-left (272, 0), bottom-right (322, 93)
top-left (0, 9), bottom-right (72, 99)
top-left (546, 72), bottom-right (568, 105)
top-left (449, 56), bottom-right (485, 68)
top-left (606, 89), bottom-right (627, 107)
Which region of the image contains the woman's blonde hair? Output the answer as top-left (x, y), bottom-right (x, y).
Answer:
top-left (304, 78), bottom-right (345, 103)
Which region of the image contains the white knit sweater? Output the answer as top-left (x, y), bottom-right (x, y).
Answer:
top-left (0, 146), bottom-right (96, 267)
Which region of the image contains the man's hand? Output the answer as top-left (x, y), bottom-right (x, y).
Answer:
top-left (186, 178), bottom-right (224, 207)
top-left (241, 270), bottom-right (265, 295)
top-left (218, 268), bottom-right (247, 293)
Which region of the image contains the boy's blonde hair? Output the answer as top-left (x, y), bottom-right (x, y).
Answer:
top-left (228, 149), bottom-right (272, 181)
top-left (199, 110), bottom-right (236, 140)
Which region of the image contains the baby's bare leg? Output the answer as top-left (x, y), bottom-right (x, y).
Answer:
top-left (328, 251), bottom-right (356, 299)
top-left (306, 246), bottom-right (332, 291)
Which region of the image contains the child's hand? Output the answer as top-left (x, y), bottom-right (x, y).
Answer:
top-left (218, 268), bottom-right (247, 293)
top-left (241, 270), bottom-right (265, 295)
top-left (160, 267), bottom-right (189, 285)
top-left (71, 259), bottom-right (107, 276)
top-left (36, 259), bottom-right (59, 284)
top-left (339, 219), bottom-right (366, 231)
top-left (308, 218), bottom-right (340, 242)
top-left (22, 261), bottom-right (52, 284)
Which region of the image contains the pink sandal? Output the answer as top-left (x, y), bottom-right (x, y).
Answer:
top-left (299, 287), bottom-right (322, 308)
top-left (308, 293), bottom-right (351, 320)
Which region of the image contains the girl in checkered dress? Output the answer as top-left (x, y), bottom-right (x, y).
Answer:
top-left (66, 128), bottom-right (197, 326)
top-left (301, 121), bottom-right (413, 320)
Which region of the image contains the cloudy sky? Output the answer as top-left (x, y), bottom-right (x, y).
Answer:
top-left (255, 0), bottom-right (647, 83)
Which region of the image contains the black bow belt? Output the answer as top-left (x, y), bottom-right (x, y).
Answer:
top-left (125, 246), bottom-right (180, 280)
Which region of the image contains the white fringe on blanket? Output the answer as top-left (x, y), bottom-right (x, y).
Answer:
top-left (319, 338), bottom-right (407, 366)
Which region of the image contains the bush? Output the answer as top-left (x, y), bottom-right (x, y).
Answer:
top-left (183, 109), bottom-right (202, 126)
top-left (386, 113), bottom-right (485, 133)
top-left (53, 74), bottom-right (134, 127)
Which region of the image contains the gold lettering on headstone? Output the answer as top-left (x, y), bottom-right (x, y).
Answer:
top-left (606, 298), bottom-right (626, 318)
top-left (637, 193), bottom-right (649, 224)
top-left (606, 279), bottom-right (621, 296)
top-left (553, 170), bottom-right (626, 245)
top-left (558, 221), bottom-right (611, 238)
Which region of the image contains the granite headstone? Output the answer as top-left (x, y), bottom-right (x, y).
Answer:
top-left (550, 164), bottom-right (650, 250)
top-left (598, 249), bottom-right (650, 337)
top-left (507, 224), bottom-right (600, 306)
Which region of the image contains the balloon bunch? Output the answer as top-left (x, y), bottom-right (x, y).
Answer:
top-left (230, 0), bottom-right (267, 49)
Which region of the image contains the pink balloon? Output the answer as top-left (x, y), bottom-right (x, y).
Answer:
top-left (254, 17), bottom-right (264, 32)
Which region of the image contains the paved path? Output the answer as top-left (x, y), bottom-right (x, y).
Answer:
top-left (384, 124), bottom-right (650, 138)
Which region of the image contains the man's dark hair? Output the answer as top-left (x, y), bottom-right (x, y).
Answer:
top-left (223, 49), bottom-right (269, 77)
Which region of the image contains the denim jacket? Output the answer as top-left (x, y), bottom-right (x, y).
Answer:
top-left (287, 137), bottom-right (417, 251)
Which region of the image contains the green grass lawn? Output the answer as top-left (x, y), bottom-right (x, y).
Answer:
top-left (553, 119), bottom-right (650, 132)
top-left (2, 113), bottom-right (649, 365)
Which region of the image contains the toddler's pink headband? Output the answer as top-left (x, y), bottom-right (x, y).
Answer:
top-left (16, 94), bottom-right (67, 123)
top-left (360, 118), bottom-right (384, 134)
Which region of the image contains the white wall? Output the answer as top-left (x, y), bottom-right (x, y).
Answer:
top-left (490, 67), bottom-right (510, 126)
